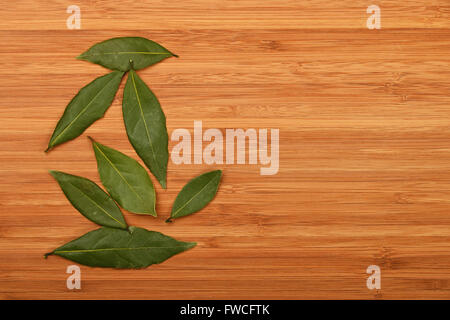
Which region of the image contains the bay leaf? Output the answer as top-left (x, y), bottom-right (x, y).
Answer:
top-left (46, 70), bottom-right (124, 152)
top-left (90, 138), bottom-right (156, 216)
top-left (123, 70), bottom-right (168, 189)
top-left (44, 226), bottom-right (196, 269)
top-left (167, 170), bottom-right (222, 222)
top-left (50, 170), bottom-right (127, 229)
top-left (77, 37), bottom-right (178, 72)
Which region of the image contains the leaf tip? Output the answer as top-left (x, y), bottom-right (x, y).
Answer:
top-left (142, 206), bottom-right (157, 217)
top-left (186, 242), bottom-right (196, 249)
top-left (211, 169), bottom-right (223, 180)
top-left (143, 210), bottom-right (157, 217)
top-left (44, 146), bottom-right (52, 153)
top-left (44, 251), bottom-right (54, 259)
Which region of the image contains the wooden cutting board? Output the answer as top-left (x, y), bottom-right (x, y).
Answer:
top-left (1, 0), bottom-right (450, 299)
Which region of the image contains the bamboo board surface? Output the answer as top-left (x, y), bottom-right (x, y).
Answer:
top-left (1, 0), bottom-right (450, 299)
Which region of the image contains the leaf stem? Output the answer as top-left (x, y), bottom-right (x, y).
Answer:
top-left (44, 251), bottom-right (54, 259)
top-left (165, 218), bottom-right (173, 223)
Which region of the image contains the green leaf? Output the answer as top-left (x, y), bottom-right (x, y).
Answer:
top-left (46, 71), bottom-right (124, 152)
top-left (77, 37), bottom-right (178, 72)
top-left (123, 70), bottom-right (168, 189)
top-left (49, 171), bottom-right (127, 230)
top-left (168, 170), bottom-right (222, 222)
top-left (45, 226), bottom-right (196, 269)
top-left (90, 138), bottom-right (156, 216)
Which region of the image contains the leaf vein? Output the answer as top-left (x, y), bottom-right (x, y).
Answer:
top-left (56, 246), bottom-right (186, 254)
top-left (93, 143), bottom-right (144, 202)
top-left (51, 74), bottom-right (118, 146)
top-left (172, 177), bottom-right (218, 218)
top-left (68, 182), bottom-right (126, 228)
top-left (130, 71), bottom-right (162, 177)
top-left (81, 52), bottom-right (171, 57)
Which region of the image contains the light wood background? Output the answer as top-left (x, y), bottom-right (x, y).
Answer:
top-left (1, 0), bottom-right (450, 300)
